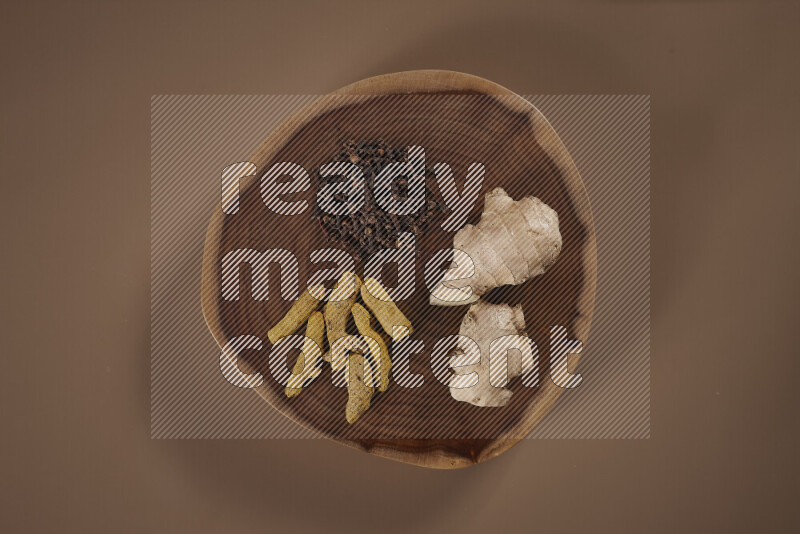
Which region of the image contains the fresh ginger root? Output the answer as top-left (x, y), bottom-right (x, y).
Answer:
top-left (449, 299), bottom-right (534, 407)
top-left (430, 188), bottom-right (562, 306)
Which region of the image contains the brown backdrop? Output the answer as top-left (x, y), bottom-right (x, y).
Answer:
top-left (1, 1), bottom-right (798, 533)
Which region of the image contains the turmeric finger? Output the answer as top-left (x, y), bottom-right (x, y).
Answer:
top-left (329, 335), bottom-right (364, 371)
top-left (284, 311), bottom-right (324, 398)
top-left (360, 277), bottom-right (413, 342)
top-left (267, 284), bottom-right (324, 345)
top-left (345, 353), bottom-right (374, 424)
top-left (323, 272), bottom-right (361, 354)
top-left (351, 302), bottom-right (391, 392)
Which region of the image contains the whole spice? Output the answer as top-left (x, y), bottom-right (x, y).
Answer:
top-left (323, 272), bottom-right (361, 356)
top-left (284, 311), bottom-right (325, 398)
top-left (314, 140), bottom-right (445, 260)
top-left (267, 284), bottom-right (325, 345)
top-left (345, 353), bottom-right (374, 424)
top-left (351, 302), bottom-right (391, 392)
top-left (360, 277), bottom-right (413, 342)
top-left (269, 272), bottom-right (411, 423)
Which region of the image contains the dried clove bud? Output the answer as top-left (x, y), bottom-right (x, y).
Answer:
top-left (313, 140), bottom-right (446, 259)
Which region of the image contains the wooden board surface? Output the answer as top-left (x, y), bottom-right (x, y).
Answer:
top-left (201, 70), bottom-right (597, 468)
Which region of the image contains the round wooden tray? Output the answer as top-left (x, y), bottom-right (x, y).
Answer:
top-left (201, 70), bottom-right (597, 468)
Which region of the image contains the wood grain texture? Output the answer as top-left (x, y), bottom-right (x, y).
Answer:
top-left (201, 70), bottom-right (597, 468)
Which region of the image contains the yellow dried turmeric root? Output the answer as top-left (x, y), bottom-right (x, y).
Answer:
top-left (351, 302), bottom-right (391, 392)
top-left (345, 353), bottom-right (374, 424)
top-left (360, 277), bottom-right (413, 342)
top-left (267, 284), bottom-right (324, 345)
top-left (323, 272), bottom-right (361, 361)
top-left (284, 311), bottom-right (324, 398)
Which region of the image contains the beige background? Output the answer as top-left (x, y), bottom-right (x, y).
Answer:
top-left (1, 1), bottom-right (798, 532)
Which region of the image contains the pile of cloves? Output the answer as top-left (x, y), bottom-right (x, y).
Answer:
top-left (312, 139), bottom-right (446, 260)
